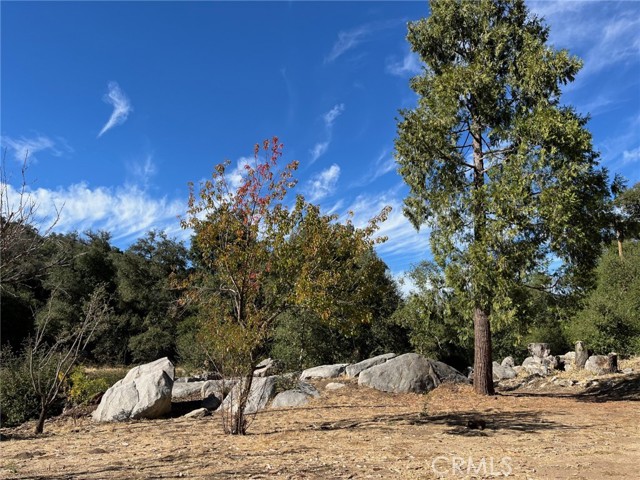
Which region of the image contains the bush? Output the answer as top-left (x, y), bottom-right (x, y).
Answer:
top-left (566, 242), bottom-right (640, 356)
top-left (0, 347), bottom-right (40, 427)
top-left (67, 367), bottom-right (110, 406)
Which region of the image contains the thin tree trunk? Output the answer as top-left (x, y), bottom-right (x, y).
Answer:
top-left (617, 230), bottom-right (623, 258)
top-left (231, 372), bottom-right (254, 435)
top-left (35, 404), bottom-right (48, 434)
top-left (473, 307), bottom-right (495, 395)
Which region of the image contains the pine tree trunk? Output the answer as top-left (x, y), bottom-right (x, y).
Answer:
top-left (470, 113), bottom-right (494, 395)
top-left (473, 307), bottom-right (495, 395)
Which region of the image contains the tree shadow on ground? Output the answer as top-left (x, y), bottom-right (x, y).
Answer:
top-left (290, 409), bottom-right (574, 437)
top-left (504, 373), bottom-right (640, 403)
top-left (577, 373), bottom-right (640, 402)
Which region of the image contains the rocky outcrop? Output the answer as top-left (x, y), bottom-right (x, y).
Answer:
top-left (345, 353), bottom-right (396, 378)
top-left (358, 353), bottom-right (467, 394)
top-left (300, 364), bottom-right (348, 380)
top-left (93, 358), bottom-right (174, 422)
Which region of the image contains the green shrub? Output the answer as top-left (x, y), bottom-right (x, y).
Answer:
top-left (67, 367), bottom-right (110, 406)
top-left (0, 347), bottom-right (39, 427)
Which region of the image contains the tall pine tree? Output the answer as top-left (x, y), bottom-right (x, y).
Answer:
top-left (395, 0), bottom-right (608, 394)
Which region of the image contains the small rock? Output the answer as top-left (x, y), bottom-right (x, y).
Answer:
top-left (325, 382), bottom-right (346, 390)
top-left (183, 408), bottom-right (210, 418)
top-left (501, 356), bottom-right (515, 368)
top-left (622, 368), bottom-right (633, 374)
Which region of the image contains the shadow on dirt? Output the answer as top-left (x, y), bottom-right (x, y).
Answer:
top-left (504, 373), bottom-right (640, 403)
top-left (301, 409), bottom-right (574, 437)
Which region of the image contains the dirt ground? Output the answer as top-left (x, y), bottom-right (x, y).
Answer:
top-left (1, 373), bottom-right (639, 480)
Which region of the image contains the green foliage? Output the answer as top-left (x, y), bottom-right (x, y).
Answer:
top-left (67, 367), bottom-right (110, 406)
top-left (567, 242), bottom-right (640, 356)
top-left (0, 347), bottom-right (39, 427)
top-left (392, 263), bottom-right (473, 369)
top-left (394, 0), bottom-right (608, 390)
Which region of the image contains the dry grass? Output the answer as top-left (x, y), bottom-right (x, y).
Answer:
top-left (1, 376), bottom-right (639, 479)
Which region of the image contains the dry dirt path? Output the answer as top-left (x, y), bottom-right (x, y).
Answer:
top-left (1, 379), bottom-right (639, 479)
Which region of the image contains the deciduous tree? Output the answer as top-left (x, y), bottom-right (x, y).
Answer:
top-left (182, 137), bottom-right (388, 433)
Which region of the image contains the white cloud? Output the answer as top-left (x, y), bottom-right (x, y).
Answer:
top-left (127, 154), bottom-right (157, 188)
top-left (305, 164), bottom-right (341, 202)
top-left (342, 186), bottom-right (430, 274)
top-left (98, 81), bottom-right (133, 138)
top-left (309, 104), bottom-right (345, 164)
top-left (325, 25), bottom-right (371, 64)
top-left (323, 103), bottom-right (345, 129)
top-left (386, 51), bottom-right (422, 77)
top-left (309, 142), bottom-right (329, 164)
top-left (528, 1), bottom-right (640, 78)
top-left (1, 135), bottom-right (65, 163)
top-left (324, 20), bottom-right (402, 64)
top-left (226, 156), bottom-right (253, 190)
top-left (355, 149), bottom-right (397, 186)
top-left (1, 181), bottom-right (185, 243)
top-left (622, 147), bottom-right (640, 165)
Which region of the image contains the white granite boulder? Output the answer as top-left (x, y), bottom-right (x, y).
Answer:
top-left (345, 353), bottom-right (396, 378)
top-left (300, 363), bottom-right (348, 380)
top-left (358, 353), bottom-right (467, 394)
top-left (93, 357), bottom-right (174, 422)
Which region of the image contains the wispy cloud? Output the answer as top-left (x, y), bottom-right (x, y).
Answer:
top-left (529, 1), bottom-right (640, 78)
top-left (98, 81), bottom-right (133, 138)
top-left (386, 51), bottom-right (422, 77)
top-left (355, 149), bottom-right (397, 186)
top-left (622, 147), bottom-right (640, 166)
top-left (0, 135), bottom-right (68, 163)
top-left (309, 142), bottom-right (329, 164)
top-left (1, 181), bottom-right (185, 243)
top-left (325, 25), bottom-right (372, 64)
top-left (309, 104), bottom-right (345, 164)
top-left (305, 164), bottom-right (341, 202)
top-left (127, 154), bottom-right (157, 189)
top-left (324, 20), bottom-right (403, 64)
top-left (342, 185), bottom-right (430, 274)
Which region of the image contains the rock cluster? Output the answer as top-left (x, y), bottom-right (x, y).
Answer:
top-left (92, 352), bottom-right (468, 422)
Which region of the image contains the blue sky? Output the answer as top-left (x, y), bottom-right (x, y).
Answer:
top-left (2, 1), bottom-right (639, 287)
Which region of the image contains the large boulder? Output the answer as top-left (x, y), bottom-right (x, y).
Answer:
top-left (358, 353), bottom-right (467, 394)
top-left (221, 376), bottom-right (278, 414)
top-left (585, 354), bottom-right (618, 375)
top-left (93, 358), bottom-right (175, 422)
top-left (201, 379), bottom-right (238, 410)
top-left (492, 361), bottom-right (517, 381)
top-left (270, 381), bottom-right (320, 409)
top-left (172, 381), bottom-right (207, 400)
top-left (300, 363), bottom-right (348, 380)
top-left (345, 353), bottom-right (396, 378)
top-left (522, 357), bottom-right (550, 376)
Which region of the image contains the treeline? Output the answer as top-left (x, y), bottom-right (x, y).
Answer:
top-left (1, 226), bottom-right (410, 370)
